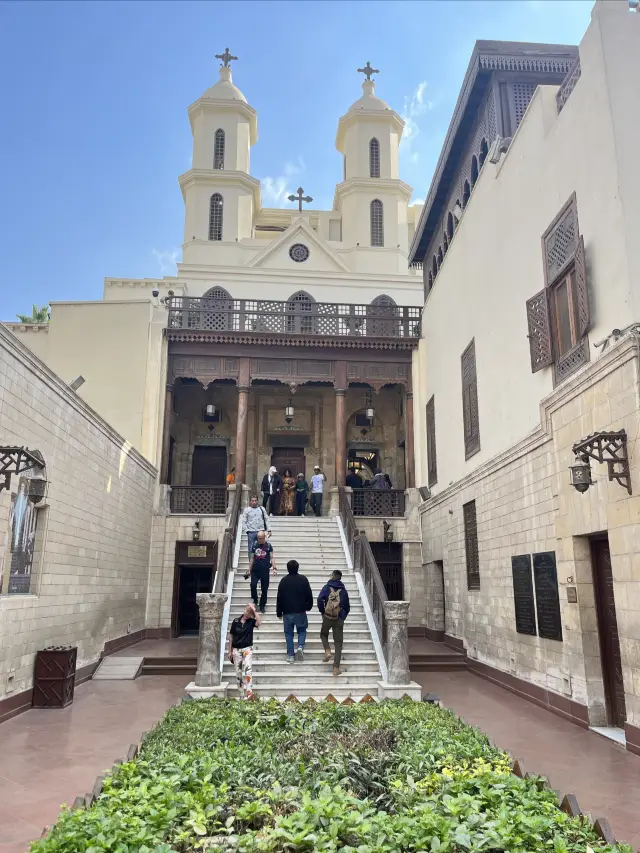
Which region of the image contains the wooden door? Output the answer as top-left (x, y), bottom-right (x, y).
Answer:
top-left (370, 542), bottom-right (403, 600)
top-left (192, 446), bottom-right (227, 485)
top-left (591, 537), bottom-right (627, 728)
top-left (271, 447), bottom-right (305, 477)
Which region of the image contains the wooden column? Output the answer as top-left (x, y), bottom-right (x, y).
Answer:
top-left (335, 361), bottom-right (347, 487)
top-left (405, 388), bottom-right (415, 489)
top-left (160, 383), bottom-right (174, 484)
top-left (235, 358), bottom-right (251, 483)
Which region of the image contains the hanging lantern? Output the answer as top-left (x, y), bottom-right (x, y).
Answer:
top-left (569, 455), bottom-right (593, 493)
top-left (205, 403), bottom-right (216, 417)
top-left (366, 406), bottom-right (375, 421)
top-left (285, 400), bottom-right (295, 425)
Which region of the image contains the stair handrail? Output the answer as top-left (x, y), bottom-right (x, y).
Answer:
top-left (338, 487), bottom-right (389, 660)
top-left (213, 483), bottom-right (242, 594)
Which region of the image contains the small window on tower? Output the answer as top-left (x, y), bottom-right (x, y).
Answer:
top-left (370, 199), bottom-right (384, 247)
top-left (214, 129), bottom-right (225, 170)
top-left (209, 194), bottom-right (223, 241)
top-left (369, 138), bottom-right (380, 178)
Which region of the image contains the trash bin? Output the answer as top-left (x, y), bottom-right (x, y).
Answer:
top-left (33, 646), bottom-right (77, 708)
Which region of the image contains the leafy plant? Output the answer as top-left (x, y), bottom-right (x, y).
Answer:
top-left (16, 304), bottom-right (50, 324)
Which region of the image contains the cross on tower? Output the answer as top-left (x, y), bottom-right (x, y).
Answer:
top-left (287, 187), bottom-right (313, 212)
top-left (357, 61), bottom-right (379, 81)
top-left (215, 47), bottom-right (237, 68)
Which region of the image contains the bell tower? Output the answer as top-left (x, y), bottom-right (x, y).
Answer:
top-left (179, 49), bottom-right (259, 262)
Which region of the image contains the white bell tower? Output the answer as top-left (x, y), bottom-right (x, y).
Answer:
top-left (334, 63), bottom-right (412, 274)
top-left (179, 49), bottom-right (259, 264)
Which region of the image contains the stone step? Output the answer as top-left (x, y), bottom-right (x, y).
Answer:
top-left (223, 662), bottom-right (380, 676)
top-left (93, 656), bottom-right (143, 680)
top-left (237, 672), bottom-right (381, 686)
top-left (227, 688), bottom-right (380, 701)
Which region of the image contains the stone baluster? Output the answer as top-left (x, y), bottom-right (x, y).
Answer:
top-left (377, 600), bottom-right (422, 700)
top-left (185, 592), bottom-right (229, 699)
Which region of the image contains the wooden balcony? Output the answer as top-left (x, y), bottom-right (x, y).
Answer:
top-left (167, 296), bottom-right (421, 341)
top-left (170, 486), bottom-right (228, 515)
top-left (352, 489), bottom-right (406, 517)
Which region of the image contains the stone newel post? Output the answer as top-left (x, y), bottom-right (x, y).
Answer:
top-left (185, 592), bottom-right (229, 699)
top-left (377, 600), bottom-right (422, 700)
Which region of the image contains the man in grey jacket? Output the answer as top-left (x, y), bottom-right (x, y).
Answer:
top-left (241, 494), bottom-right (271, 559)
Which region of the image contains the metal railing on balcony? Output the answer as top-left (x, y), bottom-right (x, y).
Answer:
top-left (167, 296), bottom-right (421, 339)
top-left (170, 486), bottom-right (228, 515)
top-left (352, 489), bottom-right (406, 517)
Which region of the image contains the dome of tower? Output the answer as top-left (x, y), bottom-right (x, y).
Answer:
top-left (348, 80), bottom-right (390, 112)
top-left (202, 66), bottom-right (247, 102)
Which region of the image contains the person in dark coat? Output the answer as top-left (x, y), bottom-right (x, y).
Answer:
top-left (276, 559), bottom-right (313, 663)
top-left (346, 467), bottom-right (363, 489)
top-left (317, 570), bottom-right (350, 676)
top-left (261, 466), bottom-right (282, 516)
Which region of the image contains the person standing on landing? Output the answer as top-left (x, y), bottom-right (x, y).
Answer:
top-left (295, 472), bottom-right (310, 516)
top-left (248, 529), bottom-right (277, 613)
top-left (241, 494), bottom-right (270, 559)
top-left (227, 602), bottom-right (260, 700)
top-left (261, 466), bottom-right (282, 516)
top-left (310, 465), bottom-right (326, 517)
top-left (318, 569), bottom-right (350, 676)
top-left (276, 559), bottom-right (313, 664)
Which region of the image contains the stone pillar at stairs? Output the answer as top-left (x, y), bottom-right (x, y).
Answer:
top-left (377, 600), bottom-right (422, 700)
top-left (185, 592), bottom-right (229, 699)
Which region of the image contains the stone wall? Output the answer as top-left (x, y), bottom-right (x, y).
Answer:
top-left (0, 326), bottom-right (156, 698)
top-left (419, 336), bottom-right (640, 727)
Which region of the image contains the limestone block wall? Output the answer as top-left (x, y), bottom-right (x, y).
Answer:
top-left (0, 326), bottom-right (156, 698)
top-left (419, 337), bottom-right (640, 727)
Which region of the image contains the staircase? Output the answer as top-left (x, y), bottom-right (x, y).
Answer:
top-left (222, 516), bottom-right (382, 701)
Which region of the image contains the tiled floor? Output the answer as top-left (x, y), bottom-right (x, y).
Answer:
top-left (414, 670), bottom-right (640, 850)
top-left (0, 676), bottom-right (186, 853)
top-left (1, 668), bottom-right (639, 853)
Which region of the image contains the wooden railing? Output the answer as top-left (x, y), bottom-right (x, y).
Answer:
top-left (213, 484), bottom-right (242, 595)
top-left (170, 486), bottom-right (227, 515)
top-left (556, 55), bottom-right (581, 113)
top-left (167, 296), bottom-right (421, 339)
top-left (352, 489), bottom-right (406, 517)
top-left (339, 487), bottom-right (388, 662)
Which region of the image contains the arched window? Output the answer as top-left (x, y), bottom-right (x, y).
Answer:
top-left (286, 290), bottom-right (316, 334)
top-left (443, 233), bottom-right (449, 254)
top-left (201, 286), bottom-right (233, 330)
top-left (214, 129), bottom-right (225, 170)
top-left (369, 138), bottom-right (380, 178)
top-left (368, 295), bottom-right (397, 337)
top-left (447, 212), bottom-right (454, 240)
top-left (462, 181), bottom-right (471, 208)
top-left (437, 247), bottom-right (443, 267)
top-left (208, 193), bottom-right (223, 241)
top-left (471, 155), bottom-right (479, 188)
top-left (428, 271), bottom-right (433, 291)
top-left (370, 199), bottom-right (384, 247)
top-left (479, 138), bottom-right (488, 168)
top-left (432, 256), bottom-right (438, 278)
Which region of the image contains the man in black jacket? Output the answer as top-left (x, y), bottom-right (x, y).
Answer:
top-left (261, 466), bottom-right (282, 516)
top-left (317, 570), bottom-right (350, 676)
top-left (276, 559), bottom-right (313, 664)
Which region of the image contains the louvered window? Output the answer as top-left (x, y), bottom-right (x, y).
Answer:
top-left (525, 194), bottom-right (590, 383)
top-left (463, 500), bottom-right (480, 590)
top-left (426, 395), bottom-right (437, 487)
top-left (369, 138), bottom-right (380, 178)
top-left (214, 129), bottom-right (225, 169)
top-left (370, 199), bottom-right (384, 247)
top-left (208, 193), bottom-right (223, 241)
top-left (461, 339), bottom-right (480, 460)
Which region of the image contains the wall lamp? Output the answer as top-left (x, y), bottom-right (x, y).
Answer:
top-left (569, 430), bottom-right (631, 495)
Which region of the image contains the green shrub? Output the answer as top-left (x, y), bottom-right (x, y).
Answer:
top-left (30, 699), bottom-right (630, 853)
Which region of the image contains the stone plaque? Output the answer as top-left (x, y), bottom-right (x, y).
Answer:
top-left (188, 545), bottom-right (208, 558)
top-left (567, 586), bottom-right (578, 604)
top-left (533, 551), bottom-right (563, 642)
top-left (511, 555), bottom-right (537, 636)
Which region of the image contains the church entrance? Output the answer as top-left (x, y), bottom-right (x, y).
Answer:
top-left (271, 447), bottom-right (306, 477)
top-left (192, 446), bottom-right (227, 485)
top-left (172, 541), bottom-right (217, 637)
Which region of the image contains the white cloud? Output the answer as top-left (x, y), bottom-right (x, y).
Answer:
top-left (400, 80), bottom-right (433, 163)
top-left (152, 247), bottom-right (181, 274)
top-left (411, 197), bottom-right (425, 206)
top-left (261, 157), bottom-right (306, 206)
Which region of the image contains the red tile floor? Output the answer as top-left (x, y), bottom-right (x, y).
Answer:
top-left (0, 666), bottom-right (638, 852)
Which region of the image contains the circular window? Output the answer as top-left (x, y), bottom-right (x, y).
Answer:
top-left (289, 243), bottom-right (310, 263)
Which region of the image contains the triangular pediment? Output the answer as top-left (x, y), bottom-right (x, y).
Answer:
top-left (247, 218), bottom-right (349, 272)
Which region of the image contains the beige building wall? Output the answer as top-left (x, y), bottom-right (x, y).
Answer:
top-left (0, 325), bottom-right (156, 703)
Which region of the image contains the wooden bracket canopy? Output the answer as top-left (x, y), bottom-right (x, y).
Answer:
top-left (571, 430), bottom-right (631, 495)
top-left (0, 446), bottom-right (45, 492)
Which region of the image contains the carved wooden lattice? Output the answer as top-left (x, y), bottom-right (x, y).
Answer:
top-left (170, 487), bottom-right (227, 515)
top-left (199, 288), bottom-right (234, 331)
top-left (526, 289), bottom-right (553, 373)
top-left (513, 83), bottom-right (537, 126)
top-left (555, 338), bottom-right (589, 384)
top-left (556, 56), bottom-right (582, 113)
top-left (461, 339), bottom-right (480, 459)
top-left (286, 291), bottom-right (316, 334)
top-left (574, 235), bottom-right (589, 336)
top-left (543, 197), bottom-right (578, 284)
top-left (463, 499), bottom-right (480, 590)
top-left (426, 395), bottom-right (437, 487)
top-left (352, 490), bottom-right (405, 517)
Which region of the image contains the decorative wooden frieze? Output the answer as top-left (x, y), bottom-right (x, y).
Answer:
top-left (166, 330), bottom-right (418, 351)
top-left (171, 356), bottom-right (239, 385)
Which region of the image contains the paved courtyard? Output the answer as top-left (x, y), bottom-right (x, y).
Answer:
top-left (0, 669), bottom-right (638, 852)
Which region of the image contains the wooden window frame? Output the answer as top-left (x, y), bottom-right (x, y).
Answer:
top-left (213, 128), bottom-right (225, 170)
top-left (208, 193), bottom-right (223, 241)
top-left (369, 138), bottom-right (380, 178)
top-left (370, 199), bottom-right (384, 247)
top-left (426, 395), bottom-right (437, 487)
top-left (463, 499), bottom-right (480, 590)
top-left (461, 339), bottom-right (480, 460)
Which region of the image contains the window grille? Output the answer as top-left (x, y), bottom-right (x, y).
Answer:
top-left (369, 138), bottom-right (380, 178)
top-left (208, 194), bottom-right (223, 241)
top-left (463, 500), bottom-right (480, 590)
top-left (461, 339), bottom-right (480, 459)
top-left (214, 129), bottom-right (225, 169)
top-left (426, 395), bottom-right (437, 486)
top-left (370, 199), bottom-right (384, 247)
top-left (286, 290), bottom-right (315, 334)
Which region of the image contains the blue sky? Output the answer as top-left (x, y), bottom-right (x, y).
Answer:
top-left (0, 0), bottom-right (592, 320)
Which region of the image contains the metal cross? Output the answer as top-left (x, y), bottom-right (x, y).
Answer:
top-left (357, 61), bottom-right (379, 81)
top-left (287, 187), bottom-right (313, 211)
top-left (215, 47), bottom-right (237, 68)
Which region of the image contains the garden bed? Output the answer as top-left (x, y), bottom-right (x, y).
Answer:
top-left (31, 699), bottom-right (630, 853)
